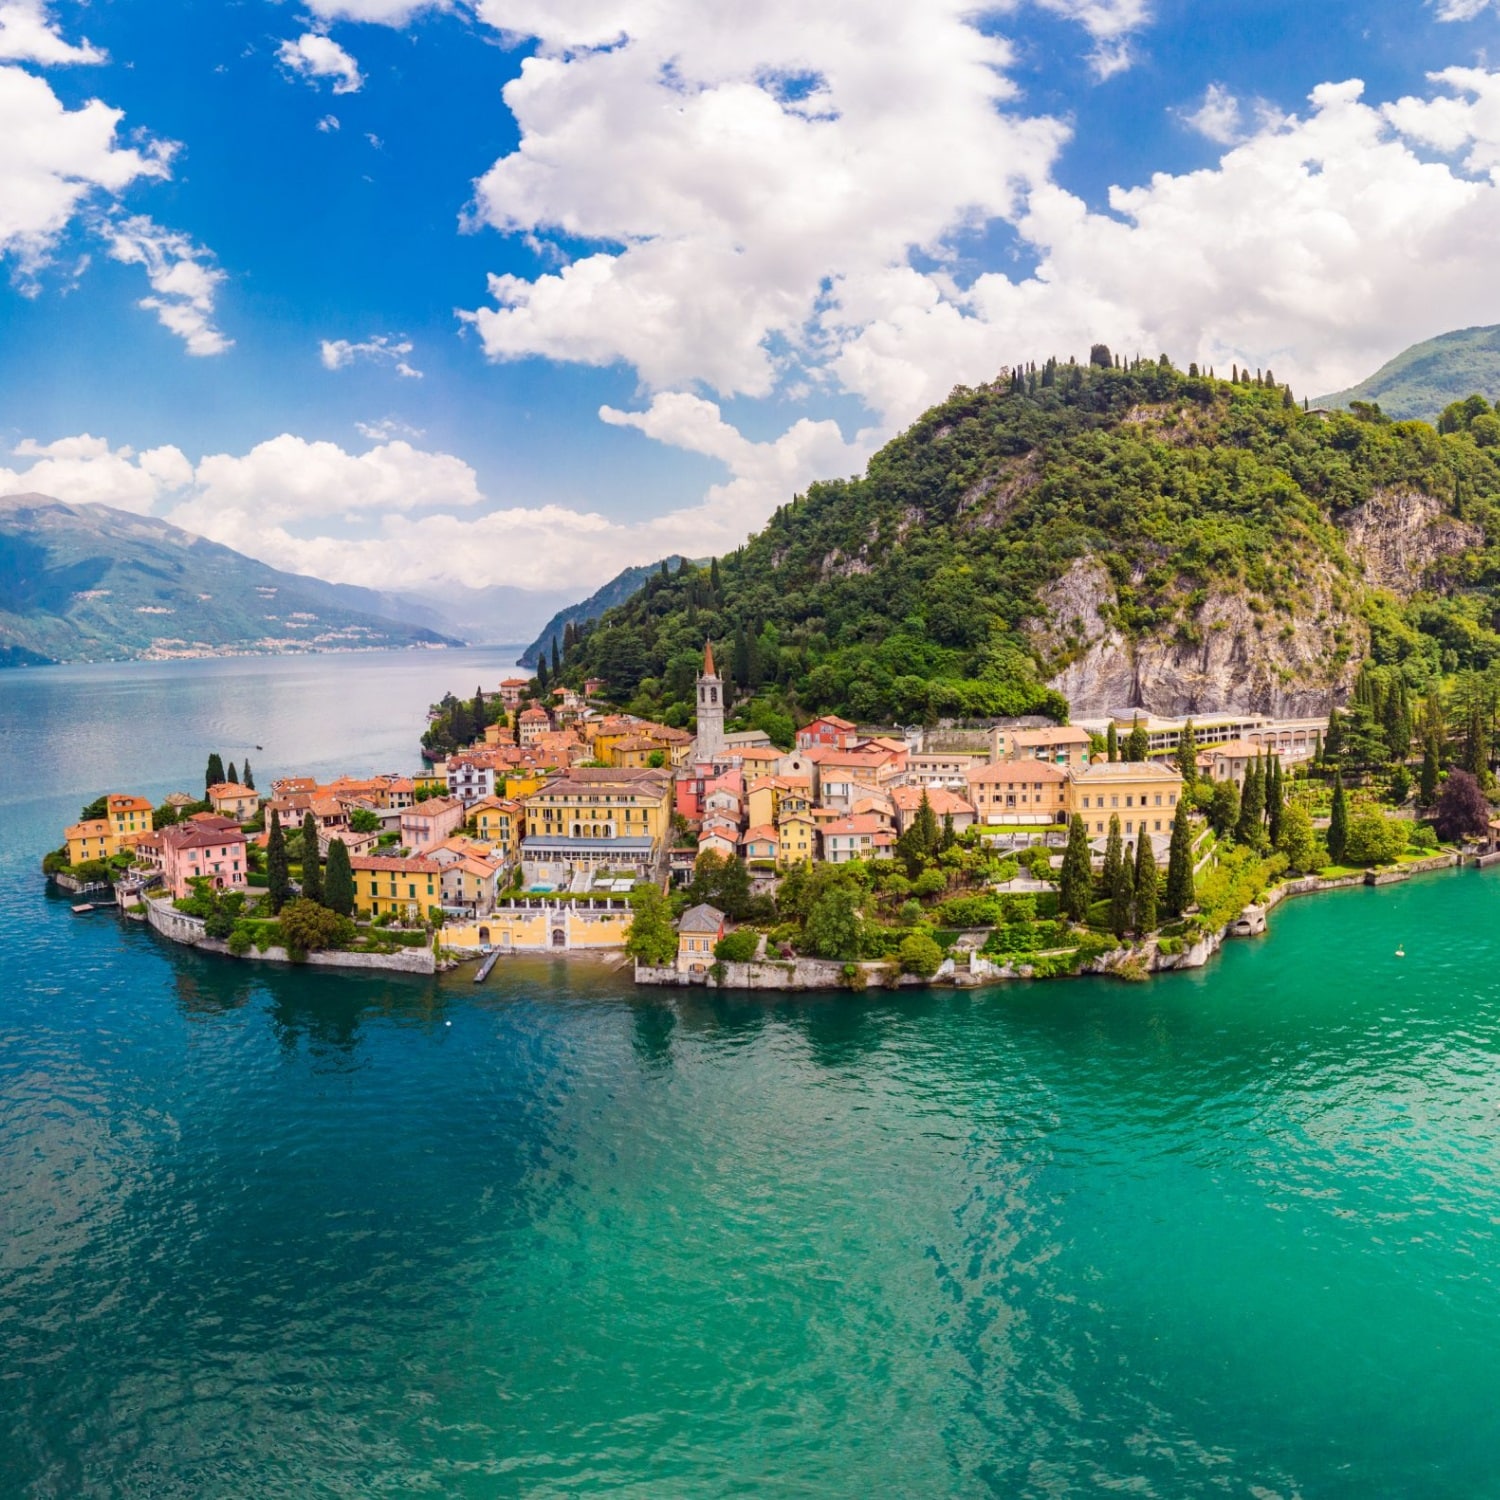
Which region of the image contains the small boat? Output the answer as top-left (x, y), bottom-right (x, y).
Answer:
top-left (254, 744), bottom-right (263, 750)
top-left (71, 903), bottom-right (96, 914)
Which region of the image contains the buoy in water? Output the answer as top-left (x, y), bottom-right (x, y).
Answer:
top-left (1395, 945), bottom-right (1406, 958)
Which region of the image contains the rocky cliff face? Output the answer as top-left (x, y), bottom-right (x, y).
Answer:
top-left (1027, 557), bottom-right (1359, 717)
top-left (1338, 487), bottom-right (1481, 597)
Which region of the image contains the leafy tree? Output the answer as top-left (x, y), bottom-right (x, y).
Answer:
top-left (1101, 815), bottom-right (1123, 898)
top-left (300, 811), bottom-right (324, 905)
top-left (1275, 801), bottom-right (1319, 874)
top-left (1110, 851), bottom-right (1135, 940)
top-left (1176, 719), bottom-right (1198, 785)
top-left (1327, 773), bottom-right (1349, 864)
top-left (1208, 778), bottom-right (1239, 838)
top-left (205, 753), bottom-right (225, 792)
top-left (266, 808), bottom-right (291, 914)
top-left (1433, 768), bottom-right (1491, 842)
top-left (1133, 831), bottom-right (1159, 934)
top-left (626, 885), bottom-right (678, 966)
top-left (804, 884), bottom-right (864, 960)
top-left (1165, 798), bottom-right (1195, 916)
top-left (277, 897), bottom-right (355, 960)
top-left (1343, 810), bottom-right (1407, 867)
top-left (686, 850), bottom-right (754, 921)
top-left (1124, 716), bottom-right (1149, 762)
top-left (242, 758), bottom-right (255, 791)
top-left (1059, 815), bottom-right (1093, 923)
top-left (715, 929), bottom-right (759, 963)
top-left (324, 838), bottom-right (355, 917)
top-left (80, 794), bottom-right (109, 821)
top-left (898, 931), bottom-right (944, 977)
top-left (912, 866), bottom-right (947, 899)
top-left (349, 807), bottom-right (382, 834)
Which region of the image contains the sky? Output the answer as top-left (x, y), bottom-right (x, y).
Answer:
top-left (6, 0), bottom-right (1500, 605)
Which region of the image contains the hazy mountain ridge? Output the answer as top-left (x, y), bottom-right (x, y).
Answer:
top-left (519, 558), bottom-right (693, 667)
top-left (1316, 325), bottom-right (1500, 421)
top-left (0, 493), bottom-right (463, 665)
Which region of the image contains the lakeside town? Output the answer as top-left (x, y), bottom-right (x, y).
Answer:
top-left (47, 646), bottom-right (1500, 988)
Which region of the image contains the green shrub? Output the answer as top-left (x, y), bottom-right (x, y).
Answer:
top-left (1407, 824), bottom-right (1439, 852)
top-left (898, 931), bottom-right (944, 977)
top-left (934, 894), bottom-right (1001, 927)
top-left (714, 929), bottom-right (760, 963)
top-left (227, 924), bottom-right (253, 957)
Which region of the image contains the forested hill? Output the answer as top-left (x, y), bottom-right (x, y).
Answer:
top-left (1317, 325), bottom-right (1500, 421)
top-left (559, 357), bottom-right (1500, 734)
top-left (519, 556), bottom-right (690, 668)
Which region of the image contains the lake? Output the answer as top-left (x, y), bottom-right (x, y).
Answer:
top-left (3, 651), bottom-right (1500, 1497)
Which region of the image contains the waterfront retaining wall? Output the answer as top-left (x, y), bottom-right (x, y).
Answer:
top-left (146, 899), bottom-right (435, 975)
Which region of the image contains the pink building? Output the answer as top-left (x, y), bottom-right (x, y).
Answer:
top-left (161, 821), bottom-right (248, 899)
top-left (400, 796), bottom-right (466, 852)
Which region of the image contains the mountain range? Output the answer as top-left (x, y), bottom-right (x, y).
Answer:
top-left (1316, 324), bottom-right (1500, 420)
top-left (0, 493), bottom-right (463, 666)
top-left (562, 355), bottom-right (1500, 727)
top-left (519, 558), bottom-right (694, 667)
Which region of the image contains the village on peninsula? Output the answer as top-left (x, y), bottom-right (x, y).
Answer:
top-left (45, 641), bottom-right (1498, 989)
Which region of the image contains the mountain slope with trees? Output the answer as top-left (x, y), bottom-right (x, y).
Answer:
top-left (558, 355), bottom-right (1500, 733)
top-left (1316, 325), bottom-right (1500, 421)
top-left (518, 556), bottom-right (693, 668)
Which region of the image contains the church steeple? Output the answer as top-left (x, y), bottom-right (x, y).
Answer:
top-left (695, 638), bottom-right (725, 762)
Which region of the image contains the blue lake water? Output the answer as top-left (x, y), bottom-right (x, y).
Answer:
top-left (3, 651), bottom-right (1500, 1497)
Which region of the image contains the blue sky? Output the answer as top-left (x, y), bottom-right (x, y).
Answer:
top-left (4, 0), bottom-right (1500, 601)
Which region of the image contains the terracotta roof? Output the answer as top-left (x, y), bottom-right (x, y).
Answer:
top-left (820, 814), bottom-right (890, 836)
top-left (1010, 726), bottom-right (1091, 747)
top-left (1072, 761), bottom-right (1184, 783)
top-left (740, 824), bottom-right (780, 844)
top-left (804, 714), bottom-right (856, 730)
top-left (66, 819), bottom-right (112, 838)
top-left (163, 822), bottom-right (247, 851)
top-left (403, 797), bottom-right (462, 818)
top-left (107, 794), bottom-right (153, 813)
top-left (207, 782), bottom-right (257, 799)
top-left (350, 855), bottom-right (441, 874)
top-left (1210, 739), bottom-right (1264, 759)
top-left (892, 785), bottom-right (975, 814)
top-left (967, 761), bottom-right (1069, 784)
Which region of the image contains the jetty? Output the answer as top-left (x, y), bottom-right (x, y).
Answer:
top-left (474, 949), bottom-right (502, 983)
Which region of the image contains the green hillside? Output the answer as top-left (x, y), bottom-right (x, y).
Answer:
top-left (1317, 325), bottom-right (1500, 421)
top-left (519, 556), bottom-right (692, 668)
top-left (560, 357), bottom-right (1500, 733)
top-left (0, 493), bottom-right (461, 665)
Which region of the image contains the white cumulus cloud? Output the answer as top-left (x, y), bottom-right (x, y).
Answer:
top-left (0, 434), bottom-right (192, 513)
top-left (103, 216), bottom-right (232, 356)
top-left (0, 1), bottom-right (104, 66)
top-left (301, 0), bottom-right (448, 23)
top-left (1032, 0), bottom-right (1152, 79)
top-left (277, 32), bottom-right (363, 94)
top-left (321, 333), bottom-right (421, 377)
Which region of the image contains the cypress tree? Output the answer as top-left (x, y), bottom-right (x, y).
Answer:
top-left (710, 556), bottom-right (722, 596)
top-left (1106, 723), bottom-right (1118, 762)
top-left (912, 789), bottom-right (940, 858)
top-left (1111, 853), bottom-right (1135, 940)
top-left (300, 811), bottom-right (324, 905)
top-left (1312, 730), bottom-right (1323, 766)
top-left (551, 637), bottom-right (561, 676)
top-left (205, 752), bottom-right (225, 793)
top-left (324, 838), bottom-right (354, 918)
top-left (226, 761), bottom-right (238, 788)
top-left (1265, 754), bottom-right (1283, 847)
top-left (1420, 735), bottom-right (1440, 804)
top-left (1176, 718), bottom-right (1198, 785)
top-left (1237, 755), bottom-right (1265, 845)
top-left (1165, 798), bottom-right (1195, 916)
top-left (242, 757), bottom-right (255, 791)
top-left (473, 686), bottom-right (487, 727)
top-left (536, 656), bottom-right (550, 694)
top-left (266, 808), bottom-right (290, 914)
top-left (1328, 773), bottom-right (1349, 864)
top-left (1059, 815), bottom-right (1093, 923)
top-left (1101, 814), bottom-right (1123, 899)
top-left (1134, 831), bottom-right (1159, 934)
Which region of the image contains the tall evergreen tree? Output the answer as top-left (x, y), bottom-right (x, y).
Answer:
top-left (1420, 735), bottom-right (1440, 805)
top-left (324, 838), bottom-right (354, 918)
top-left (1327, 773), bottom-right (1349, 864)
top-left (939, 812), bottom-right (956, 853)
top-left (535, 656), bottom-right (550, 694)
top-left (266, 808), bottom-right (290, 914)
top-left (709, 556), bottom-right (722, 596)
top-left (1265, 754), bottom-right (1283, 847)
top-left (205, 752), bottom-right (225, 792)
top-left (551, 637), bottom-right (561, 676)
top-left (1176, 718), bottom-right (1198, 785)
top-left (1059, 815), bottom-right (1093, 923)
top-left (1134, 831), bottom-right (1159, 934)
top-left (473, 686), bottom-right (487, 728)
top-left (1125, 715), bottom-right (1149, 762)
top-left (912, 789), bottom-right (940, 857)
top-left (1101, 814), bottom-right (1124, 898)
top-left (1165, 798), bottom-right (1195, 917)
top-left (1465, 705), bottom-right (1490, 784)
top-left (242, 757), bottom-right (255, 791)
top-left (1237, 755), bottom-right (1265, 845)
top-left (1106, 723), bottom-right (1118, 762)
top-left (300, 811), bottom-right (324, 905)
top-left (1110, 852), bottom-right (1135, 940)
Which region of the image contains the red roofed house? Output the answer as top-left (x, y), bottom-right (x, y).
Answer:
top-left (160, 821), bottom-right (248, 899)
top-left (401, 796), bottom-right (466, 852)
top-left (796, 714), bottom-right (860, 752)
top-left (499, 677), bottom-right (530, 709)
top-left (517, 706), bottom-right (552, 746)
top-left (819, 813), bottom-right (895, 864)
top-left (739, 825), bottom-right (780, 864)
top-left (966, 761), bottom-right (1069, 825)
top-left (890, 785), bottom-right (977, 835)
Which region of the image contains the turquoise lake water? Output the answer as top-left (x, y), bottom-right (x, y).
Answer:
top-left (4, 652), bottom-right (1500, 1497)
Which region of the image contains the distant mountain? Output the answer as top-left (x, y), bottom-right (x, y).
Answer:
top-left (384, 582), bottom-right (576, 649)
top-left (0, 492), bottom-right (463, 666)
top-left (1316, 324), bottom-right (1500, 420)
top-left (519, 557), bottom-right (694, 668)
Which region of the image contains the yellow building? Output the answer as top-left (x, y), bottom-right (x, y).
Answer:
top-left (350, 855), bottom-right (444, 923)
top-left (439, 897), bottom-right (635, 952)
top-left (106, 794), bottom-right (154, 843)
top-left (207, 782), bottom-right (260, 822)
top-left (502, 772), bottom-right (547, 801)
top-left (1067, 761), bottom-right (1185, 839)
top-left (469, 796), bottom-right (524, 865)
top-left (776, 809), bottom-right (817, 866)
top-left (65, 819), bottom-right (118, 865)
top-left (413, 773), bottom-right (447, 799)
top-left (523, 768), bottom-right (673, 845)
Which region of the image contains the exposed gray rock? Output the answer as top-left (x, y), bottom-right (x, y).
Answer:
top-left (1338, 486), bottom-right (1482, 598)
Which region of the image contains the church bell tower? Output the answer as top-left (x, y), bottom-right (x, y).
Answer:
top-left (695, 640), bottom-right (725, 762)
